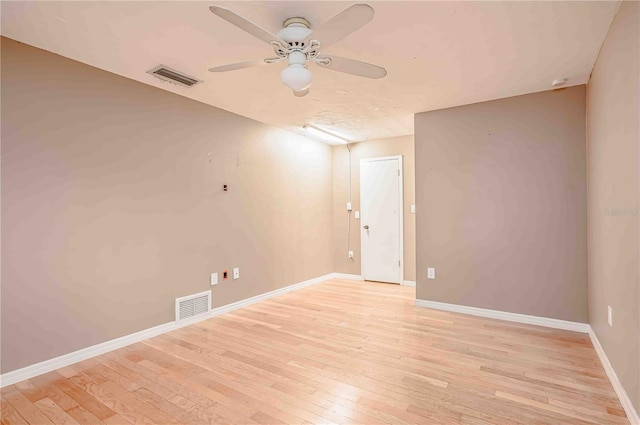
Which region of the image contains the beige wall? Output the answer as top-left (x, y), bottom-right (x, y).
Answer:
top-left (332, 136), bottom-right (415, 282)
top-left (415, 86), bottom-right (588, 322)
top-left (587, 1), bottom-right (640, 412)
top-left (1, 38), bottom-right (334, 373)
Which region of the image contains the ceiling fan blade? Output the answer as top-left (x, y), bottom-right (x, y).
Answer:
top-left (316, 56), bottom-right (387, 79)
top-left (293, 88), bottom-right (310, 97)
top-left (209, 6), bottom-right (285, 46)
top-left (208, 59), bottom-right (277, 72)
top-left (304, 4), bottom-right (374, 49)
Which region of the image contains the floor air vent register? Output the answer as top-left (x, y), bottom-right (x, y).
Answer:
top-left (175, 290), bottom-right (211, 322)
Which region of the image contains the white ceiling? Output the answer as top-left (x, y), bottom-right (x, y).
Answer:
top-left (1, 1), bottom-right (620, 143)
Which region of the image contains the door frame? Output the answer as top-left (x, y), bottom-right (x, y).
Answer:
top-left (359, 155), bottom-right (404, 284)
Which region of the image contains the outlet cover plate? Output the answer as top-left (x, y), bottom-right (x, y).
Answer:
top-left (233, 267), bottom-right (240, 280)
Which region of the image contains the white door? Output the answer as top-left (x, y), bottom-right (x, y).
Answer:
top-left (360, 156), bottom-right (403, 284)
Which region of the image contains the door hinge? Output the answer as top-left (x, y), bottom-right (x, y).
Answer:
top-left (398, 260), bottom-right (401, 267)
top-left (398, 169), bottom-right (400, 176)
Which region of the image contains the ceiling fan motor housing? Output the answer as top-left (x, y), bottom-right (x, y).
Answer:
top-left (277, 17), bottom-right (313, 46)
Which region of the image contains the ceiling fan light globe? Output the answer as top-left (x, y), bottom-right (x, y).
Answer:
top-left (280, 65), bottom-right (312, 91)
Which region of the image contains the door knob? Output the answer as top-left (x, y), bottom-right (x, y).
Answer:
top-left (363, 225), bottom-right (369, 230)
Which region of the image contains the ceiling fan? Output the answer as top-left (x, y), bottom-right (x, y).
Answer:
top-left (208, 4), bottom-right (387, 97)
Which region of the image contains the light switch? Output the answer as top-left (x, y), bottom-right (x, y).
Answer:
top-left (411, 204), bottom-right (416, 214)
top-left (427, 267), bottom-right (436, 279)
top-left (355, 211), bottom-right (360, 219)
top-left (233, 267), bottom-right (240, 280)
top-left (210, 273), bottom-right (218, 285)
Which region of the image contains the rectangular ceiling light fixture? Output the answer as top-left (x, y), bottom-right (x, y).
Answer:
top-left (303, 124), bottom-right (349, 145)
top-left (147, 65), bottom-right (203, 88)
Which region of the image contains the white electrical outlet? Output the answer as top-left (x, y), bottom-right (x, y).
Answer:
top-left (607, 306), bottom-right (613, 326)
top-left (348, 251), bottom-right (354, 259)
top-left (410, 204), bottom-right (416, 214)
top-left (210, 273), bottom-right (218, 286)
top-left (233, 267), bottom-right (240, 280)
top-left (354, 211), bottom-right (360, 219)
top-left (347, 202), bottom-right (352, 211)
top-left (427, 267), bottom-right (436, 279)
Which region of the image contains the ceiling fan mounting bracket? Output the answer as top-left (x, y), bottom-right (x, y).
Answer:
top-left (305, 40), bottom-right (321, 58)
top-left (270, 40), bottom-right (289, 58)
top-left (270, 38), bottom-right (321, 60)
top-left (282, 17), bottom-right (311, 29)
top-left (314, 56), bottom-right (332, 66)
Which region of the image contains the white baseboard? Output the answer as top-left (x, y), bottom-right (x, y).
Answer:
top-left (588, 327), bottom-right (640, 425)
top-left (0, 272), bottom-right (335, 388)
top-left (414, 298), bottom-right (638, 424)
top-left (0, 320), bottom-right (177, 388)
top-left (332, 274), bottom-right (414, 286)
top-left (209, 273), bottom-right (335, 318)
top-left (5, 276), bottom-right (637, 425)
top-left (414, 299), bottom-right (590, 333)
top-left (332, 273), bottom-right (364, 281)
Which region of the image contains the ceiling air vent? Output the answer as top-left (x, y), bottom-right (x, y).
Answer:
top-left (147, 65), bottom-right (203, 88)
top-left (175, 290), bottom-right (211, 322)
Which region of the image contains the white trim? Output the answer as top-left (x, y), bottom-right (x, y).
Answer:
top-left (588, 327), bottom-right (640, 425)
top-left (0, 273), bottom-right (335, 388)
top-left (360, 155), bottom-right (404, 285)
top-left (359, 155), bottom-right (404, 163)
top-left (3, 279), bottom-right (637, 425)
top-left (414, 299), bottom-right (638, 423)
top-left (0, 320), bottom-right (176, 388)
top-left (208, 273), bottom-right (334, 317)
top-left (332, 273), bottom-right (364, 281)
top-left (414, 299), bottom-right (590, 333)
top-left (402, 280), bottom-right (416, 287)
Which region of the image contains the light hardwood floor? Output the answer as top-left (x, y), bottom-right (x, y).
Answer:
top-left (1, 279), bottom-right (628, 425)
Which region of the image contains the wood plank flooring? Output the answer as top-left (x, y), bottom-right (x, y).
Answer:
top-left (1, 279), bottom-right (628, 424)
